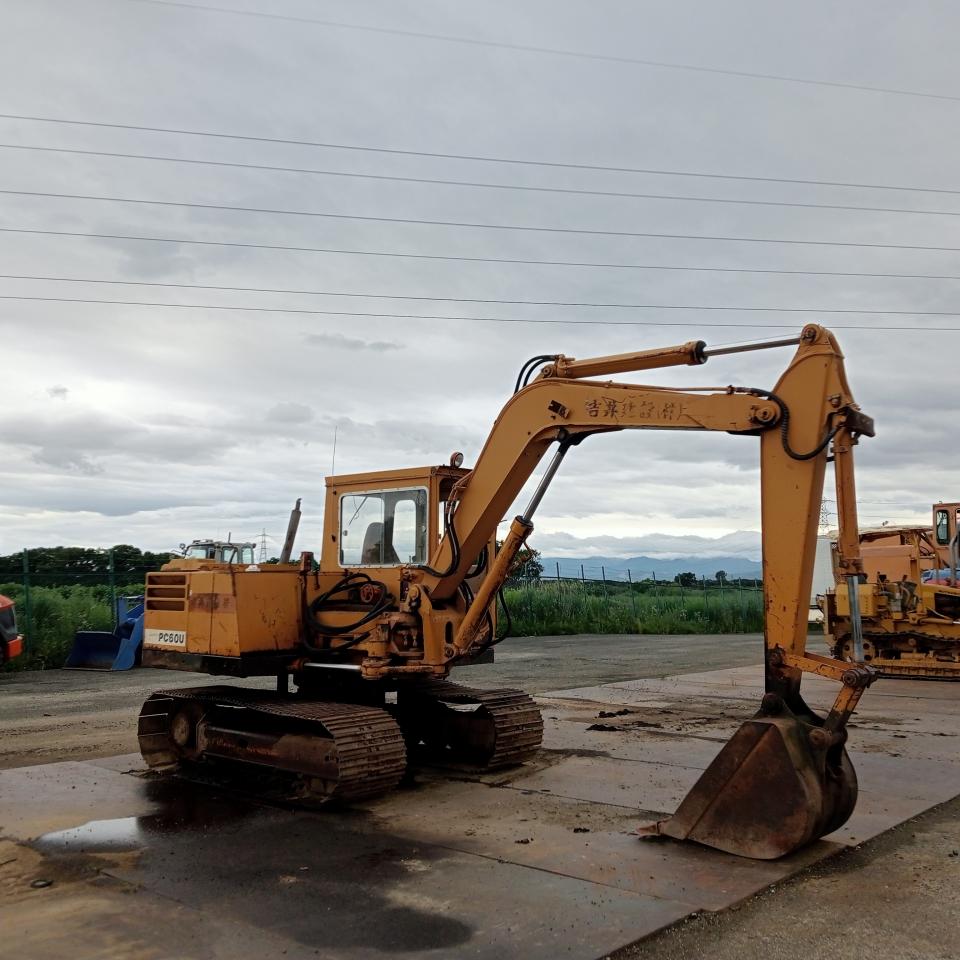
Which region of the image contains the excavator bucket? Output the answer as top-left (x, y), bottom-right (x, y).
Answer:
top-left (65, 630), bottom-right (128, 670)
top-left (641, 700), bottom-right (857, 860)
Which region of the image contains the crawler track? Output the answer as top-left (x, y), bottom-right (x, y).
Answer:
top-left (396, 679), bottom-right (544, 770)
top-left (138, 685), bottom-right (406, 802)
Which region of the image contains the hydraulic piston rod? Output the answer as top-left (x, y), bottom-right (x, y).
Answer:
top-left (453, 440), bottom-right (572, 653)
top-left (520, 439), bottom-right (572, 522)
top-left (702, 335), bottom-right (803, 359)
top-left (846, 575), bottom-right (865, 663)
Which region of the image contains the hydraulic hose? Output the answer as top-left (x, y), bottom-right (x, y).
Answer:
top-left (308, 571), bottom-right (391, 637)
top-left (513, 354), bottom-right (559, 394)
top-left (750, 389), bottom-right (841, 461)
top-left (417, 496), bottom-right (462, 579)
top-left (494, 588), bottom-right (513, 645)
top-left (466, 545), bottom-right (488, 579)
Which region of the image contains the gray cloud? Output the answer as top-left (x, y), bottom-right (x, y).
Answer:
top-left (46, 385), bottom-right (69, 400)
top-left (305, 332), bottom-right (402, 352)
top-left (0, 410), bottom-right (236, 474)
top-left (32, 447), bottom-right (103, 475)
top-left (265, 402), bottom-right (314, 424)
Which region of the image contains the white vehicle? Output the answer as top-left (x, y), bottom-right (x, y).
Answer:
top-left (810, 535), bottom-right (835, 623)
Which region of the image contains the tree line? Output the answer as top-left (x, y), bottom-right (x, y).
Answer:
top-left (0, 545), bottom-right (176, 586)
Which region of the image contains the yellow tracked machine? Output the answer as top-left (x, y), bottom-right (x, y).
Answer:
top-left (138, 325), bottom-right (878, 859)
top-left (823, 503), bottom-right (960, 678)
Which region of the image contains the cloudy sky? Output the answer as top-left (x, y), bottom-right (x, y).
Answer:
top-left (3, 0), bottom-right (960, 560)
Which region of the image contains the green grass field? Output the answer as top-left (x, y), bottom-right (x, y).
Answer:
top-left (503, 580), bottom-right (764, 635)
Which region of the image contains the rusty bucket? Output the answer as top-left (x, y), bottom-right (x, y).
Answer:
top-left (640, 698), bottom-right (857, 860)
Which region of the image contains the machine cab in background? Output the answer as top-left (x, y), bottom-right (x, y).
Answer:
top-left (926, 502), bottom-right (960, 584)
top-left (933, 503), bottom-right (960, 563)
top-left (181, 540), bottom-right (257, 565)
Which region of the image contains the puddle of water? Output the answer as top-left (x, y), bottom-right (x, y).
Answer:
top-left (36, 816), bottom-right (144, 853)
top-left (35, 778), bottom-right (263, 855)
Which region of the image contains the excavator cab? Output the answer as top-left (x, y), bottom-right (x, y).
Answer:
top-left (338, 487), bottom-right (428, 566)
top-left (326, 466), bottom-right (464, 570)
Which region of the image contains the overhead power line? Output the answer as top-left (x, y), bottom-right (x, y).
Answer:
top-left (7, 227), bottom-right (960, 278)
top-left (7, 190), bottom-right (960, 252)
top-left (8, 273), bottom-right (960, 316)
top-left (824, 498), bottom-right (934, 506)
top-left (117, 0), bottom-right (960, 105)
top-left (5, 294), bottom-right (960, 332)
top-left (3, 142), bottom-right (960, 219)
top-left (1, 113), bottom-right (958, 197)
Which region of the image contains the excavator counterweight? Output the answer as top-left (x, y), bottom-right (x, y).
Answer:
top-left (137, 324), bottom-right (876, 859)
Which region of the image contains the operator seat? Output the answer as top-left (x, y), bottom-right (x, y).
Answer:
top-left (362, 522), bottom-right (399, 564)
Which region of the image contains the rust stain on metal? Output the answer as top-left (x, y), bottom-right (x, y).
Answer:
top-left (188, 593), bottom-right (237, 613)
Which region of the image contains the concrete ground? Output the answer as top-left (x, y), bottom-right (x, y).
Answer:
top-left (1, 634), bottom-right (958, 959)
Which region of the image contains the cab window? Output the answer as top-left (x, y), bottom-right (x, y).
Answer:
top-left (936, 509), bottom-right (950, 545)
top-left (339, 487), bottom-right (428, 566)
top-left (240, 546), bottom-right (255, 564)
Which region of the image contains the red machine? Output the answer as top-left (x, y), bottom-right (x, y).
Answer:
top-left (0, 594), bottom-right (23, 663)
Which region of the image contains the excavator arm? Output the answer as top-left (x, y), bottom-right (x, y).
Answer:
top-left (409, 323), bottom-right (877, 858)
top-left (418, 325), bottom-right (870, 663)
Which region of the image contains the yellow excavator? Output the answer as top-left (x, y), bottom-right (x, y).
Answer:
top-left (137, 324), bottom-right (877, 860)
top-left (822, 502), bottom-right (960, 678)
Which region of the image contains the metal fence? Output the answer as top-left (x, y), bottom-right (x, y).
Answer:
top-left (1, 548), bottom-right (154, 649)
top-left (509, 561), bottom-right (762, 596)
top-left (516, 559), bottom-right (758, 583)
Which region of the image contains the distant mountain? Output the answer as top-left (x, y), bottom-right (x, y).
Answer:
top-left (540, 555), bottom-right (763, 582)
